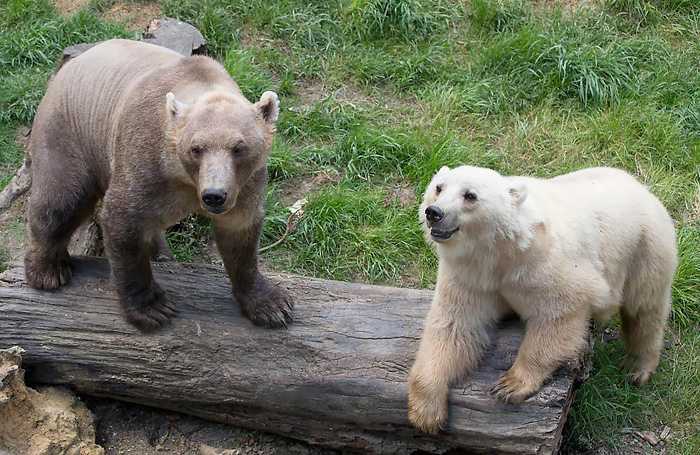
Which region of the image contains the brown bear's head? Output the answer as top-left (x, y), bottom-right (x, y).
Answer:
top-left (165, 90), bottom-right (279, 215)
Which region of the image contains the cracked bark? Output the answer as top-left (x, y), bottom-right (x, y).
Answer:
top-left (0, 257), bottom-right (585, 454)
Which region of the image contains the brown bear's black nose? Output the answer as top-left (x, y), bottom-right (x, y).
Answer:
top-left (425, 205), bottom-right (444, 223)
top-left (202, 189), bottom-right (227, 208)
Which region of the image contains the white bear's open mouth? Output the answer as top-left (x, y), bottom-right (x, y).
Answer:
top-left (430, 227), bottom-right (459, 241)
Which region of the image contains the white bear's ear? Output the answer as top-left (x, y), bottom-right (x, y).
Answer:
top-left (509, 183), bottom-right (528, 206)
top-left (166, 92), bottom-right (187, 118)
top-left (256, 91), bottom-right (279, 124)
top-left (437, 165), bottom-right (450, 175)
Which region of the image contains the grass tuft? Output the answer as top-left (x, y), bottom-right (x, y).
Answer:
top-left (282, 182), bottom-right (432, 284)
top-left (0, 7), bottom-right (130, 69)
top-left (469, 0), bottom-right (530, 33)
top-left (0, 124), bottom-right (24, 189)
top-left (480, 21), bottom-right (642, 107)
top-left (224, 48), bottom-right (276, 100)
top-left (672, 223), bottom-right (700, 328)
top-left (165, 215), bottom-right (212, 263)
top-left (347, 0), bottom-right (456, 41)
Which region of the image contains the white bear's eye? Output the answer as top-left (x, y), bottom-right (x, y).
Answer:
top-left (435, 185), bottom-right (442, 194)
top-left (464, 191), bottom-right (478, 201)
top-left (191, 146), bottom-right (203, 158)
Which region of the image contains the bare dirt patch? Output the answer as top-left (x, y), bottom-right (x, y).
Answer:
top-left (384, 182), bottom-right (416, 208)
top-left (0, 195), bottom-right (27, 265)
top-left (86, 397), bottom-right (334, 455)
top-left (102, 2), bottom-right (162, 31)
top-left (279, 170), bottom-right (341, 206)
top-left (55, 0), bottom-right (90, 15)
top-left (0, 347), bottom-right (103, 455)
top-left (533, 0), bottom-right (594, 13)
top-left (295, 79), bottom-right (329, 107)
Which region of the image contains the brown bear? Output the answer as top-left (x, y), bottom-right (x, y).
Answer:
top-left (24, 39), bottom-right (293, 332)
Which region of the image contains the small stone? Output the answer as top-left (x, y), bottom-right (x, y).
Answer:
top-left (635, 430), bottom-right (660, 446)
top-left (659, 425), bottom-right (672, 441)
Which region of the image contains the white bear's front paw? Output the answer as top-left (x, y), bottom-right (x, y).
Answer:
top-left (491, 367), bottom-right (540, 403)
top-left (408, 375), bottom-right (448, 434)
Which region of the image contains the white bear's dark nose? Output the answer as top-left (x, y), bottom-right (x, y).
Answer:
top-left (425, 205), bottom-right (444, 223)
top-left (202, 189), bottom-right (227, 208)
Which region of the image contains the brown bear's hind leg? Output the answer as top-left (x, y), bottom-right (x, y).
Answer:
top-left (25, 165), bottom-right (99, 290)
top-left (149, 232), bottom-right (175, 262)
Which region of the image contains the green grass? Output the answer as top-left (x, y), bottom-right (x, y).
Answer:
top-left (165, 215), bottom-right (212, 262)
top-left (0, 124), bottom-right (24, 189)
top-left (347, 0), bottom-right (458, 41)
top-left (0, 245), bottom-right (8, 274)
top-left (0, 0), bottom-right (132, 187)
top-left (1, 0), bottom-right (699, 452)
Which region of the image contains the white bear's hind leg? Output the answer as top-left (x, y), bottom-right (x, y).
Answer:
top-left (492, 312), bottom-right (590, 403)
top-left (621, 283), bottom-right (671, 385)
top-left (620, 228), bottom-right (675, 385)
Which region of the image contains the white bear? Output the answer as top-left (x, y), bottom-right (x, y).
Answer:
top-left (408, 165), bottom-right (678, 434)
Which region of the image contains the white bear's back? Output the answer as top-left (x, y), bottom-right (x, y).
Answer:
top-left (525, 167), bottom-right (675, 308)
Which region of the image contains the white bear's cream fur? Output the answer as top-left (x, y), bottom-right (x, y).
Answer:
top-left (408, 165), bottom-right (677, 434)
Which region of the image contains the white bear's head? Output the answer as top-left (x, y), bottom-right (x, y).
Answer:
top-left (419, 165), bottom-right (528, 246)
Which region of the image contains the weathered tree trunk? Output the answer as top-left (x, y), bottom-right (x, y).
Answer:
top-left (0, 257), bottom-right (584, 454)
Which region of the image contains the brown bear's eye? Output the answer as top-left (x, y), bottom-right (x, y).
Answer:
top-left (191, 146), bottom-right (203, 157)
top-left (435, 185), bottom-right (442, 194)
top-left (232, 145), bottom-right (247, 157)
top-left (464, 191), bottom-right (477, 201)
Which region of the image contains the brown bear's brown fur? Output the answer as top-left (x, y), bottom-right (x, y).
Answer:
top-left (25, 39), bottom-right (292, 332)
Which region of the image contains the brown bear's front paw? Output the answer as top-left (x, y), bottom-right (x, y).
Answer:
top-left (24, 252), bottom-right (72, 290)
top-left (122, 283), bottom-right (177, 332)
top-left (491, 367), bottom-right (540, 403)
top-left (236, 277), bottom-right (294, 329)
top-left (408, 375), bottom-right (448, 434)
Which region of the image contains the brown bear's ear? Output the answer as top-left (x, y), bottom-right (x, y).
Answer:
top-left (165, 92), bottom-right (187, 118)
top-left (256, 91), bottom-right (279, 124)
top-left (509, 182), bottom-right (528, 206)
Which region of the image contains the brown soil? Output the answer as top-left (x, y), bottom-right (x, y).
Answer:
top-left (0, 197), bottom-right (26, 265)
top-left (279, 170), bottom-right (341, 206)
top-left (85, 398), bottom-right (334, 455)
top-left (102, 2), bottom-right (162, 31)
top-left (0, 127), bottom-right (30, 265)
top-left (533, 0), bottom-right (594, 12)
top-left (0, 347), bottom-right (104, 455)
top-left (55, 0), bottom-right (90, 15)
top-left (295, 79), bottom-right (329, 107)
top-left (383, 182), bottom-right (416, 209)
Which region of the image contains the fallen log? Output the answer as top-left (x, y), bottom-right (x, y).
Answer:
top-left (0, 257), bottom-right (585, 454)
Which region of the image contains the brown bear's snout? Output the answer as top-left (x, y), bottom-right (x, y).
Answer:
top-left (202, 188), bottom-right (227, 211)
